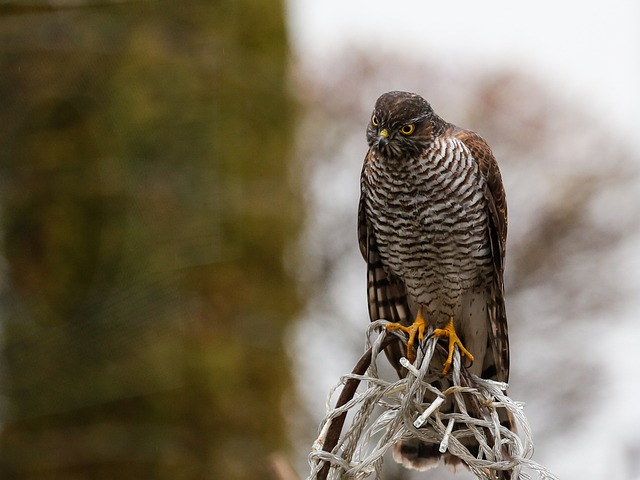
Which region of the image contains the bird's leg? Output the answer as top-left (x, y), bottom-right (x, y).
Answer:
top-left (431, 317), bottom-right (474, 375)
top-left (385, 306), bottom-right (426, 364)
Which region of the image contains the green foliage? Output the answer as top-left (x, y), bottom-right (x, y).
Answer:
top-left (0, 1), bottom-right (299, 479)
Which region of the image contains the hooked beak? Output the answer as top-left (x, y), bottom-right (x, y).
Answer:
top-left (377, 128), bottom-right (389, 148)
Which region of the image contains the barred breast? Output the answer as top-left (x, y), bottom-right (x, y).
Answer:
top-left (362, 136), bottom-right (493, 325)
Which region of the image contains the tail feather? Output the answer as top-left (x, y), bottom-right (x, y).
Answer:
top-left (394, 440), bottom-right (512, 479)
top-left (392, 439), bottom-right (440, 472)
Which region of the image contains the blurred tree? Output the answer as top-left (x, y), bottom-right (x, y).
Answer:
top-left (0, 1), bottom-right (299, 479)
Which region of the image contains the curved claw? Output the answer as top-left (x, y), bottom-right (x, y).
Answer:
top-left (385, 308), bottom-right (426, 364)
top-left (432, 318), bottom-right (474, 375)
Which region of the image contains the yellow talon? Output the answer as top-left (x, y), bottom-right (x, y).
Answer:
top-left (385, 307), bottom-right (426, 364)
top-left (432, 317), bottom-right (474, 375)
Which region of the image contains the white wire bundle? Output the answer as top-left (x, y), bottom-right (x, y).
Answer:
top-left (308, 320), bottom-right (559, 480)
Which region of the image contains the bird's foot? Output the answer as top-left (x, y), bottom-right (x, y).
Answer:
top-left (431, 318), bottom-right (474, 375)
top-left (385, 308), bottom-right (426, 364)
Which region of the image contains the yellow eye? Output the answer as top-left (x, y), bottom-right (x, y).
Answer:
top-left (400, 124), bottom-right (415, 135)
top-left (371, 115), bottom-right (379, 126)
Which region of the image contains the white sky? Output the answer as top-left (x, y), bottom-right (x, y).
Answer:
top-left (287, 0), bottom-right (640, 152)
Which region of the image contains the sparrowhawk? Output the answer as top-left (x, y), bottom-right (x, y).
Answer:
top-left (358, 91), bottom-right (510, 473)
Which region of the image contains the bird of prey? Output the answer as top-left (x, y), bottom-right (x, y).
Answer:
top-left (358, 91), bottom-right (510, 472)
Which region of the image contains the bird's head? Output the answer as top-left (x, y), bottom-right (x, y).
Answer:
top-left (366, 91), bottom-right (439, 160)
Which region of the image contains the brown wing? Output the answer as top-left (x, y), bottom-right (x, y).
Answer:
top-left (453, 128), bottom-right (510, 382)
top-left (358, 155), bottom-right (413, 377)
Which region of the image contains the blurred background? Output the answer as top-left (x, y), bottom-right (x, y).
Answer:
top-left (0, 1), bottom-right (638, 479)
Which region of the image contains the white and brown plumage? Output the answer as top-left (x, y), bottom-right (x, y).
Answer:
top-left (358, 91), bottom-right (510, 472)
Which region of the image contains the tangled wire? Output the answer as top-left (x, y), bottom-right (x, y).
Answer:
top-left (307, 320), bottom-right (559, 480)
